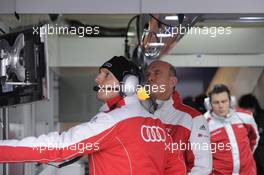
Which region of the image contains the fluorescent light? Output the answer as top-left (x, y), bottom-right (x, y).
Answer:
top-left (240, 17), bottom-right (264, 20)
top-left (165, 16), bottom-right (179, 21)
top-left (165, 15), bottom-right (186, 21)
top-left (156, 33), bottom-right (172, 38)
top-left (147, 43), bottom-right (165, 47)
top-left (127, 32), bottom-right (135, 36)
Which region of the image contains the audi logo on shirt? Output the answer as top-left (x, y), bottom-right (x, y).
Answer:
top-left (140, 125), bottom-right (166, 142)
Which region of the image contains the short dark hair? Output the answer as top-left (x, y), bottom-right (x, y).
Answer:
top-left (239, 94), bottom-right (259, 110)
top-left (169, 65), bottom-right (176, 77)
top-left (239, 94), bottom-right (264, 115)
top-left (208, 84), bottom-right (231, 102)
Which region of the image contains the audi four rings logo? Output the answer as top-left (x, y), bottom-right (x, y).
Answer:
top-left (141, 125), bottom-right (166, 142)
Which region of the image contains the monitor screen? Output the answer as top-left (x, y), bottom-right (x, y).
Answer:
top-left (0, 25), bottom-right (49, 107)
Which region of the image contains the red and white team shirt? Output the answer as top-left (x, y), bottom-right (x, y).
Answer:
top-left (154, 91), bottom-right (212, 175)
top-left (205, 108), bottom-right (259, 175)
top-left (0, 95), bottom-right (186, 175)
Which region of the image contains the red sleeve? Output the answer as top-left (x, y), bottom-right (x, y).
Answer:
top-left (246, 122), bottom-right (259, 151)
top-left (237, 110), bottom-right (260, 152)
top-left (165, 135), bottom-right (186, 175)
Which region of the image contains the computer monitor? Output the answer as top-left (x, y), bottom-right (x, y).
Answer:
top-left (0, 25), bottom-right (49, 107)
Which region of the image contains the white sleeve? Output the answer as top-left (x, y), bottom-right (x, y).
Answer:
top-left (0, 112), bottom-right (117, 163)
top-left (188, 115), bottom-right (212, 175)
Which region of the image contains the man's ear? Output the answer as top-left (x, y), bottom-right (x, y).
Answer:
top-left (169, 77), bottom-right (177, 88)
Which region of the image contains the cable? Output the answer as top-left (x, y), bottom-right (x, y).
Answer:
top-left (136, 15), bottom-right (141, 45)
top-left (125, 15), bottom-right (140, 58)
top-left (14, 12), bottom-right (20, 21)
top-left (0, 28), bottom-right (6, 34)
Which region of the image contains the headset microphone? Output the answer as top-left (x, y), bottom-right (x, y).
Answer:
top-left (93, 86), bottom-right (100, 91)
top-left (93, 86), bottom-right (120, 92)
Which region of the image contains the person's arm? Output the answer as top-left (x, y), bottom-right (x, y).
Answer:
top-left (165, 136), bottom-right (187, 175)
top-left (246, 114), bottom-right (259, 152)
top-left (236, 110), bottom-right (260, 152)
top-left (0, 112), bottom-right (117, 163)
top-left (188, 115), bottom-right (212, 175)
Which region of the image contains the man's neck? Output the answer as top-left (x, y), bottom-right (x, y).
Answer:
top-left (154, 90), bottom-right (173, 101)
top-left (213, 109), bottom-right (231, 119)
top-left (106, 95), bottom-right (123, 109)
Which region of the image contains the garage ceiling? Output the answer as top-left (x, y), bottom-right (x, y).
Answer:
top-left (1, 14), bottom-right (264, 54)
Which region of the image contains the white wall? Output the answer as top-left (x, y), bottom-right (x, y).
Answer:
top-left (161, 54), bottom-right (264, 67)
top-left (253, 71), bottom-right (264, 109)
top-left (48, 35), bottom-right (264, 67)
top-left (48, 36), bottom-right (125, 67)
top-left (169, 28), bottom-right (264, 54)
top-left (0, 0), bottom-right (15, 13)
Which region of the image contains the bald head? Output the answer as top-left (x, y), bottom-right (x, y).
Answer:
top-left (149, 60), bottom-right (176, 77)
top-left (145, 60), bottom-right (177, 100)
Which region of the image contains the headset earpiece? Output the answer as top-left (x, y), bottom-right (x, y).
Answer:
top-left (204, 97), bottom-right (212, 111)
top-left (230, 96), bottom-right (236, 108)
top-left (122, 74), bottom-right (139, 96)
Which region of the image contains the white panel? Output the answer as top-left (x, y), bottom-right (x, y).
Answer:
top-left (161, 54), bottom-right (264, 67)
top-left (253, 72), bottom-right (264, 109)
top-left (59, 72), bottom-right (102, 122)
top-left (161, 55), bottom-right (219, 67)
top-left (219, 55), bottom-right (264, 66)
top-left (141, 0), bottom-right (264, 13)
top-left (0, 0), bottom-right (15, 13)
top-left (16, 0), bottom-right (140, 13)
top-left (56, 37), bottom-right (124, 67)
top-left (232, 68), bottom-right (263, 97)
top-left (48, 36), bottom-right (59, 67)
top-left (169, 28), bottom-right (264, 54)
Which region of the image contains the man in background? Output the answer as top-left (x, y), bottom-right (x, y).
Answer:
top-left (205, 84), bottom-right (259, 175)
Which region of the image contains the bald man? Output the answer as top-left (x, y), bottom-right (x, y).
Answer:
top-left (145, 60), bottom-right (212, 175)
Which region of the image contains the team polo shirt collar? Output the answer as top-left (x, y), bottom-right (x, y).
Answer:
top-left (211, 109), bottom-right (234, 123)
top-left (171, 91), bottom-right (183, 105)
top-left (99, 94), bottom-right (139, 112)
top-left (155, 91), bottom-right (181, 110)
top-left (155, 97), bottom-right (172, 110)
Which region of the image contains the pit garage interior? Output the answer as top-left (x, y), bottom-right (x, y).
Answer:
top-left (0, 0), bottom-right (264, 175)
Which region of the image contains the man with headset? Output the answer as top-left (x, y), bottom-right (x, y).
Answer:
top-left (204, 84), bottom-right (259, 175)
top-left (0, 56), bottom-right (186, 175)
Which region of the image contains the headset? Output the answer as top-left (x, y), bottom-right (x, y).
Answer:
top-left (93, 65), bottom-right (140, 97)
top-left (120, 62), bottom-right (141, 96)
top-left (121, 74), bottom-right (139, 96)
top-left (204, 96), bottom-right (237, 111)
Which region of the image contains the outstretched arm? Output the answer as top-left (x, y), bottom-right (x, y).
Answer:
top-left (0, 112), bottom-right (117, 163)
